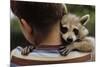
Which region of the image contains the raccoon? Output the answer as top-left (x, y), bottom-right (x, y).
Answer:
top-left (59, 13), bottom-right (95, 56)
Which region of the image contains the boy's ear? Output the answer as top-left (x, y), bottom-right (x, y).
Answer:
top-left (20, 19), bottom-right (32, 34)
top-left (80, 14), bottom-right (90, 25)
top-left (20, 19), bottom-right (34, 44)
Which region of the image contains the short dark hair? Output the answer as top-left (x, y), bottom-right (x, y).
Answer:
top-left (11, 1), bottom-right (66, 34)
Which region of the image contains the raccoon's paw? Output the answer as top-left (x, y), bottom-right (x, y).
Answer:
top-left (21, 45), bottom-right (35, 56)
top-left (59, 45), bottom-right (73, 56)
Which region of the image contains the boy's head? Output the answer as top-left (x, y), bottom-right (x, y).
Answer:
top-left (11, 1), bottom-right (67, 44)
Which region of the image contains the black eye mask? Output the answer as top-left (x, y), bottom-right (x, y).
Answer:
top-left (61, 27), bottom-right (68, 34)
top-left (73, 28), bottom-right (79, 35)
top-left (60, 23), bottom-right (68, 34)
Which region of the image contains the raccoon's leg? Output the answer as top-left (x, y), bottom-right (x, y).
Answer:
top-left (21, 45), bottom-right (36, 56)
top-left (74, 37), bottom-right (95, 52)
top-left (59, 37), bottom-right (94, 56)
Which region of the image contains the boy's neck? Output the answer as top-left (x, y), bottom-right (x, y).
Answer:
top-left (35, 21), bottom-right (61, 46)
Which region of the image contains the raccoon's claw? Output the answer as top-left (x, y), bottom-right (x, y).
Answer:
top-left (21, 45), bottom-right (35, 56)
top-left (59, 45), bottom-right (73, 56)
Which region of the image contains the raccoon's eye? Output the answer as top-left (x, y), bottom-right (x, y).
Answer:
top-left (61, 27), bottom-right (68, 34)
top-left (73, 28), bottom-right (79, 35)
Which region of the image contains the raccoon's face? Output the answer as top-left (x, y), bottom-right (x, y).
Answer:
top-left (60, 14), bottom-right (90, 43)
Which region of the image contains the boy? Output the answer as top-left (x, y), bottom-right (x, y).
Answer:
top-left (11, 1), bottom-right (67, 55)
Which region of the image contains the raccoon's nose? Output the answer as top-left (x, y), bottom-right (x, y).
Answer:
top-left (67, 38), bottom-right (73, 43)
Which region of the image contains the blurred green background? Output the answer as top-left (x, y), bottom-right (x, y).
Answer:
top-left (11, 4), bottom-right (95, 51)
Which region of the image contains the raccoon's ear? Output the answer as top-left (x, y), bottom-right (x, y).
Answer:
top-left (62, 4), bottom-right (68, 14)
top-left (80, 14), bottom-right (90, 25)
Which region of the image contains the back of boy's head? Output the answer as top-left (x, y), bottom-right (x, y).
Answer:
top-left (11, 1), bottom-right (66, 28)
